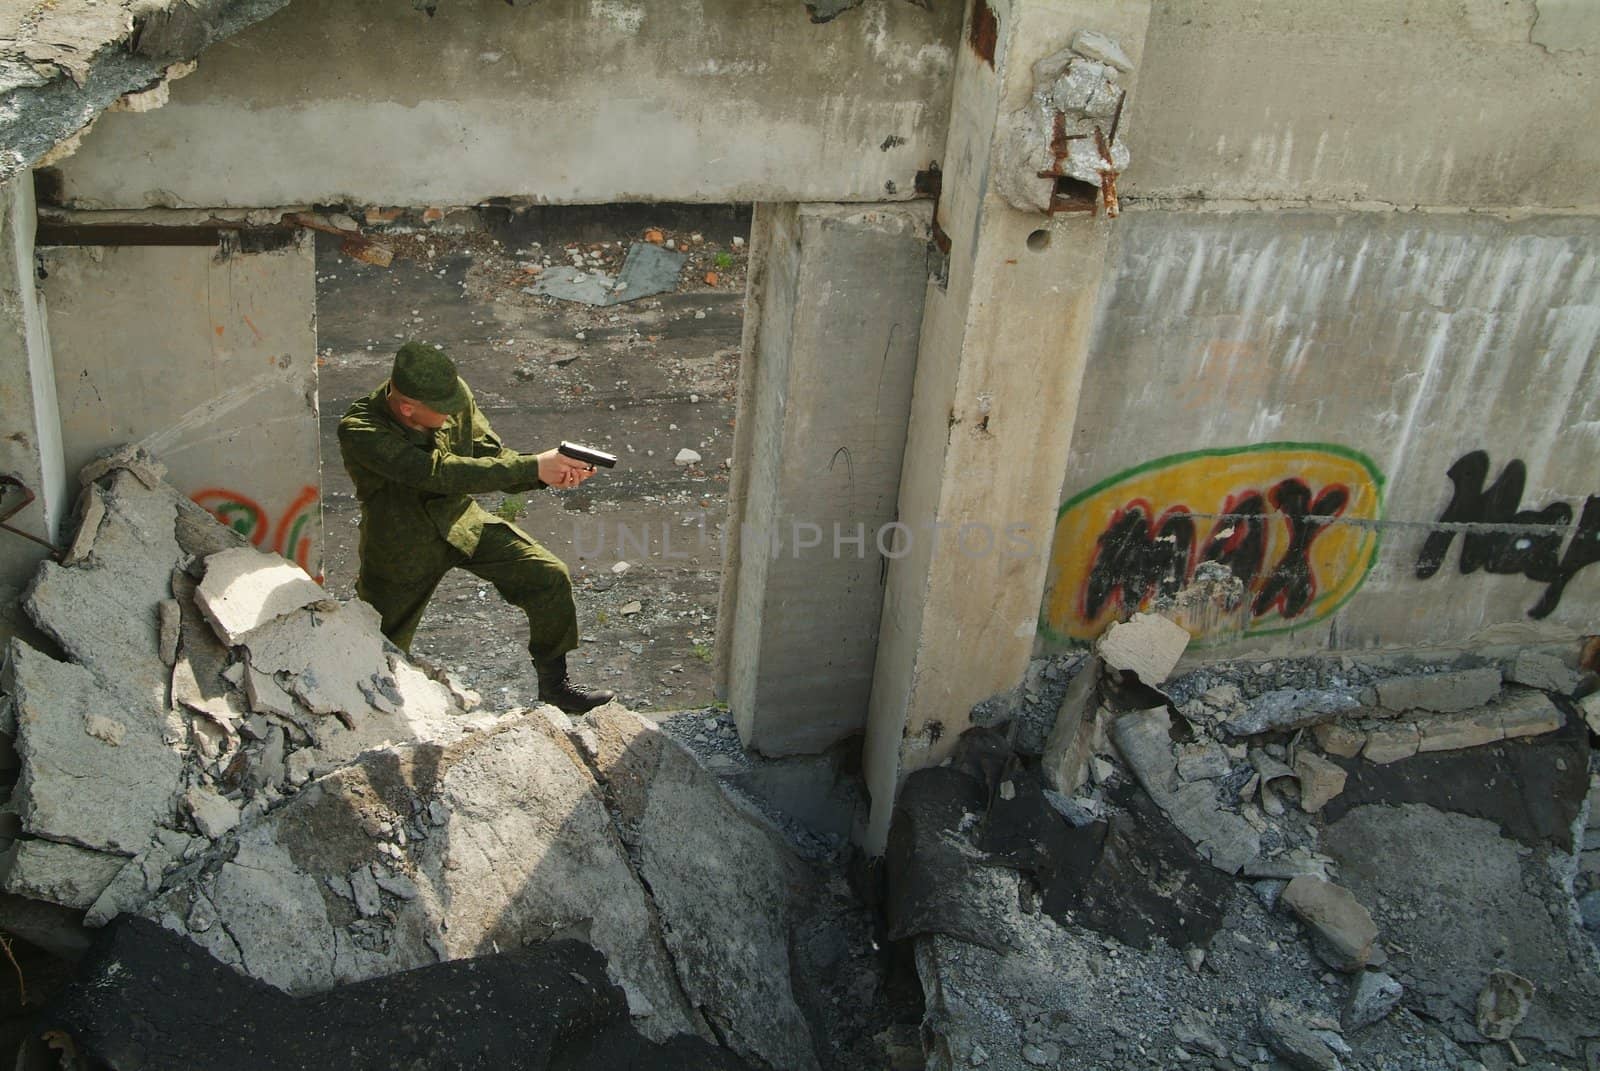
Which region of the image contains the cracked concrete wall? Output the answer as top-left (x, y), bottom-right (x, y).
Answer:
top-left (1040, 210), bottom-right (1600, 657)
top-left (45, 0), bottom-right (963, 209)
top-left (1122, 0), bottom-right (1600, 208)
top-left (35, 236), bottom-right (323, 577)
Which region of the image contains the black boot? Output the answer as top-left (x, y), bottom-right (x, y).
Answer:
top-left (535, 654), bottom-right (615, 714)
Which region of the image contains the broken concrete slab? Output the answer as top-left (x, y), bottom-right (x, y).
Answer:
top-left (1361, 722), bottom-right (1421, 764)
top-left (1041, 655), bottom-right (1101, 793)
top-left (196, 545), bottom-right (328, 644)
top-left (4, 638), bottom-right (182, 855)
top-left (23, 468), bottom-right (182, 715)
top-left (1112, 706), bottom-right (1259, 874)
top-left (581, 706), bottom-right (822, 1071)
top-left (1322, 804), bottom-right (1600, 1053)
top-left (1096, 612), bottom-right (1189, 686)
top-left (1313, 722), bottom-right (1366, 759)
top-left (0, 837), bottom-right (125, 910)
top-left (83, 840), bottom-right (175, 928)
top-left (182, 784), bottom-right (241, 839)
top-left (1374, 667), bottom-right (1501, 714)
top-left (1281, 875), bottom-right (1378, 972)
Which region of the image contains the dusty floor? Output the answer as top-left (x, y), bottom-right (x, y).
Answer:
top-left (314, 205), bottom-right (751, 713)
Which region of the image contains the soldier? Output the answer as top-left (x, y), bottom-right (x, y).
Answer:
top-left (338, 341), bottom-right (614, 713)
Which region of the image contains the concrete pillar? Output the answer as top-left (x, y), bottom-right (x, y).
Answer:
top-left (861, 0), bottom-right (1153, 851)
top-left (717, 202), bottom-right (932, 756)
top-left (0, 173), bottom-right (67, 642)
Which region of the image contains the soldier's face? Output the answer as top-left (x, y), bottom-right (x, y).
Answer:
top-left (389, 390), bottom-right (451, 431)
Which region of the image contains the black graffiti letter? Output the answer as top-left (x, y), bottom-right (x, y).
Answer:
top-left (1199, 491), bottom-right (1268, 587)
top-left (1252, 480), bottom-right (1348, 619)
top-left (1415, 451), bottom-right (1568, 579)
top-left (1084, 506), bottom-right (1196, 619)
top-left (1528, 495), bottom-right (1600, 619)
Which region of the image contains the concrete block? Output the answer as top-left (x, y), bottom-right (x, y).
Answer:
top-left (5, 638), bottom-right (182, 855)
top-left (1313, 722), bottom-right (1366, 759)
top-left (1507, 651), bottom-right (1578, 695)
top-left (0, 839), bottom-right (126, 910)
top-left (1294, 752), bottom-right (1347, 813)
top-left (1281, 876), bottom-right (1378, 972)
top-left (1373, 668), bottom-right (1502, 715)
top-left (1222, 687), bottom-right (1361, 737)
top-left (1361, 723), bottom-right (1421, 765)
top-left (182, 786), bottom-right (241, 840)
top-left (1097, 612), bottom-right (1190, 686)
top-left (196, 547), bottom-right (327, 645)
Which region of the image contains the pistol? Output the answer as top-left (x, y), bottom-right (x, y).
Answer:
top-left (558, 441), bottom-right (618, 469)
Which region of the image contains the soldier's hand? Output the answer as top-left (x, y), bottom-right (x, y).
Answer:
top-left (536, 448), bottom-right (596, 489)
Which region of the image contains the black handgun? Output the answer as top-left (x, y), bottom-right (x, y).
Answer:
top-left (558, 441), bottom-right (618, 469)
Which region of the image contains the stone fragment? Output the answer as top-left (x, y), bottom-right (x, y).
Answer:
top-left (239, 601), bottom-right (388, 720)
top-left (1343, 970), bottom-right (1403, 1034)
top-left (1580, 692), bottom-right (1600, 736)
top-left (1173, 1010), bottom-right (1227, 1057)
top-left (1313, 722), bottom-right (1366, 759)
top-left (1096, 612), bottom-right (1189, 685)
top-left (1070, 28), bottom-right (1132, 71)
top-left (1507, 650), bottom-right (1578, 694)
top-left (244, 660), bottom-right (296, 718)
top-left (60, 481), bottom-right (107, 566)
top-left (673, 448), bottom-right (702, 466)
top-left (376, 873), bottom-right (419, 901)
top-left (1113, 707), bottom-right (1259, 873)
top-left (1222, 688), bottom-right (1361, 737)
top-left (5, 639), bottom-right (183, 855)
top-left (1361, 723), bottom-right (1420, 764)
top-left (1041, 656), bottom-right (1101, 792)
top-left (1177, 742), bottom-right (1231, 782)
top-left (0, 839), bottom-right (126, 909)
top-left (1294, 752), bottom-right (1348, 813)
top-left (183, 786), bottom-right (241, 840)
top-left (1259, 999), bottom-right (1340, 1071)
top-left (1375, 667), bottom-right (1501, 714)
top-left (350, 866), bottom-right (382, 917)
top-left (1281, 876), bottom-right (1377, 972)
top-left (196, 547), bottom-right (328, 645)
top-left (157, 598), bottom-right (181, 667)
top-left (1475, 969), bottom-right (1535, 1041)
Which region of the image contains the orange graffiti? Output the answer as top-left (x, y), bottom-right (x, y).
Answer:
top-left (190, 485), bottom-right (322, 580)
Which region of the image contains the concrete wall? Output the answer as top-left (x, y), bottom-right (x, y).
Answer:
top-left (1123, 0), bottom-right (1600, 209)
top-left (1040, 210), bottom-right (1600, 656)
top-left (48, 0), bottom-right (962, 209)
top-left (38, 235), bottom-right (324, 576)
top-left (719, 201), bottom-right (930, 755)
top-left (0, 174), bottom-right (67, 635)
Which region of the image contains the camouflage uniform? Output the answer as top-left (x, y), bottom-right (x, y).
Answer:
top-left (337, 380), bottom-right (578, 663)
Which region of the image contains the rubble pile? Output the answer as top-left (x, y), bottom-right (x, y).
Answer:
top-left (918, 613), bottom-right (1600, 1071)
top-left (0, 453), bottom-right (824, 1070)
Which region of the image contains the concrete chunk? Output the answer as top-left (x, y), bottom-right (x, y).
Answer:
top-left (1507, 650), bottom-right (1578, 694)
top-left (1041, 656), bottom-right (1101, 792)
top-left (1096, 613), bottom-right (1190, 686)
top-left (0, 839), bottom-right (127, 910)
top-left (1294, 752), bottom-right (1347, 812)
top-left (1417, 708), bottom-right (1504, 754)
top-left (240, 601), bottom-right (388, 720)
top-left (1313, 722), bottom-right (1366, 759)
top-left (1282, 876), bottom-right (1378, 972)
top-left (1344, 970), bottom-right (1403, 1034)
top-left (1496, 689), bottom-right (1563, 740)
top-left (5, 639), bottom-right (182, 856)
top-left (1222, 687), bottom-right (1361, 737)
top-left (157, 598), bottom-right (181, 667)
top-left (1374, 667), bottom-right (1501, 714)
top-left (183, 786), bottom-right (241, 840)
top-left (1361, 722), bottom-right (1420, 764)
top-left (196, 546), bottom-right (328, 645)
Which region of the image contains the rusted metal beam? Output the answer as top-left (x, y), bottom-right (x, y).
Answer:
top-left (0, 477), bottom-right (62, 558)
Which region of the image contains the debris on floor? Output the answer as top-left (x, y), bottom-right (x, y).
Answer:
top-left (523, 241), bottom-right (688, 306)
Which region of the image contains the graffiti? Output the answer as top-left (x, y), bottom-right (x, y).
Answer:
top-left (1042, 444), bottom-right (1384, 643)
top-left (1414, 451), bottom-right (1600, 619)
top-left (191, 485), bottom-right (322, 578)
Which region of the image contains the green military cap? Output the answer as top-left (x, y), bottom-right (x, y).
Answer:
top-left (391, 341), bottom-right (469, 414)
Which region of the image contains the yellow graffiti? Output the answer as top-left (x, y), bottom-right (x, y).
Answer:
top-left (1041, 444), bottom-right (1384, 643)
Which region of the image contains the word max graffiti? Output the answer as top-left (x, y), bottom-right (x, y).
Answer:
top-left (1041, 444), bottom-right (1384, 643)
top-left (1415, 450), bottom-right (1600, 619)
top-left (192, 486), bottom-right (322, 578)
